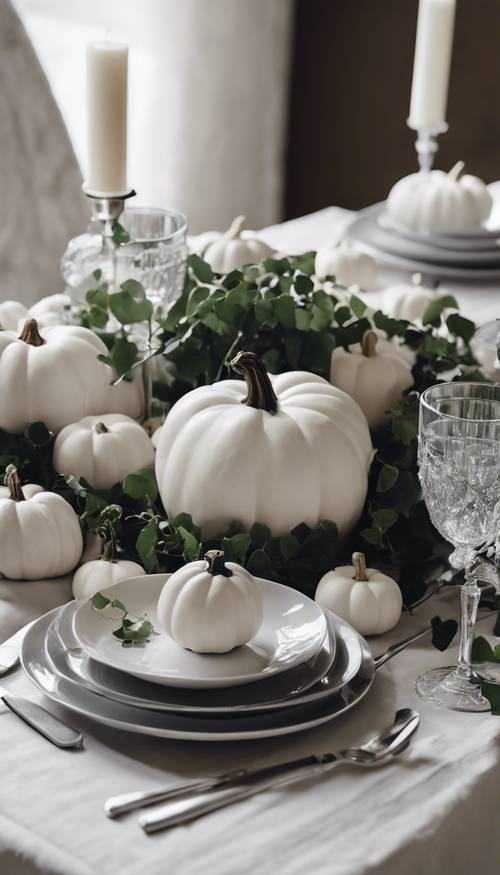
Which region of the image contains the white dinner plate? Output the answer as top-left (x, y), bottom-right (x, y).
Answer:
top-left (72, 575), bottom-right (329, 689)
top-left (22, 608), bottom-right (374, 741)
top-left (379, 211), bottom-right (500, 251)
top-left (46, 601), bottom-right (343, 714)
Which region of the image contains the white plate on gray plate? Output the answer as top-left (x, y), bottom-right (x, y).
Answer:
top-left (46, 602), bottom-right (347, 714)
top-left (72, 575), bottom-right (329, 689)
top-left (23, 608), bottom-right (373, 741)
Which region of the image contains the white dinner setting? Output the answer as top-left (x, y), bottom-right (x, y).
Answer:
top-left (1, 1), bottom-right (500, 874)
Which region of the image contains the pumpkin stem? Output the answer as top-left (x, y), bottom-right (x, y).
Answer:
top-left (4, 465), bottom-right (25, 502)
top-left (18, 319), bottom-right (45, 347)
top-left (412, 272), bottom-right (422, 288)
top-left (205, 550), bottom-right (232, 577)
top-left (230, 351), bottom-right (279, 414)
top-left (361, 330), bottom-right (378, 358)
top-left (226, 215), bottom-right (246, 240)
top-left (448, 160), bottom-right (465, 182)
top-left (102, 539), bottom-right (116, 563)
top-left (94, 422), bottom-right (109, 434)
top-left (352, 552), bottom-right (369, 582)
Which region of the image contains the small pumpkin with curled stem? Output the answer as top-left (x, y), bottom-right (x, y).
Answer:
top-left (157, 550), bottom-right (263, 653)
top-left (315, 551), bottom-right (402, 636)
top-left (201, 215), bottom-right (275, 273)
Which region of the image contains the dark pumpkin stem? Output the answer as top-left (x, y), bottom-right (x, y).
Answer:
top-left (94, 422), bottom-right (109, 434)
top-left (230, 351), bottom-right (278, 414)
top-left (205, 550), bottom-right (232, 577)
top-left (18, 319), bottom-right (45, 347)
top-left (102, 538), bottom-right (116, 563)
top-left (4, 465), bottom-right (25, 502)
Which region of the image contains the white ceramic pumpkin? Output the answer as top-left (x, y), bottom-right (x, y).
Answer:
top-left (30, 293), bottom-right (72, 327)
top-left (72, 556), bottom-right (145, 600)
top-left (315, 240), bottom-right (377, 290)
top-left (0, 319), bottom-right (143, 433)
top-left (53, 414), bottom-right (155, 489)
top-left (0, 300), bottom-right (29, 331)
top-left (156, 351), bottom-right (373, 539)
top-left (0, 482), bottom-right (43, 500)
top-left (330, 330), bottom-right (413, 429)
top-left (387, 161), bottom-right (492, 233)
top-left (315, 551), bottom-right (402, 635)
top-left (157, 550), bottom-right (263, 653)
top-left (202, 216), bottom-right (275, 272)
top-left (381, 273), bottom-right (441, 324)
top-left (0, 466), bottom-right (83, 579)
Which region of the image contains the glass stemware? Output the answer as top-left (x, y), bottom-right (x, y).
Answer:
top-left (417, 381), bottom-right (500, 711)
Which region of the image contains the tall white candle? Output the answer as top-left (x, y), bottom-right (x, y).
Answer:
top-left (87, 41), bottom-right (128, 194)
top-left (408, 0), bottom-right (456, 131)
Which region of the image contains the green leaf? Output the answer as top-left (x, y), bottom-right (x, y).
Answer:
top-left (246, 548), bottom-right (276, 579)
top-left (250, 523), bottom-right (271, 548)
top-left (112, 221), bottom-right (130, 246)
top-left (136, 518), bottom-right (158, 573)
top-left (446, 313), bottom-right (475, 343)
top-left (177, 525), bottom-right (200, 562)
top-left (370, 508), bottom-right (398, 533)
top-left (376, 461), bottom-right (399, 493)
top-left (261, 349), bottom-right (281, 373)
top-left (186, 286), bottom-right (210, 317)
top-left (188, 254), bottom-right (214, 284)
top-left (109, 336), bottom-right (138, 378)
top-left (471, 636), bottom-right (500, 663)
top-left (431, 616), bottom-right (458, 651)
top-left (24, 422), bottom-right (52, 447)
top-left (280, 534), bottom-right (300, 562)
top-left (222, 533), bottom-right (251, 564)
top-left (422, 295), bottom-right (458, 327)
top-left (480, 682), bottom-right (500, 714)
top-left (92, 592), bottom-right (111, 610)
top-left (274, 294), bottom-right (296, 328)
top-left (350, 295), bottom-right (367, 317)
top-left (172, 513), bottom-right (201, 540)
top-left (255, 297), bottom-right (275, 326)
top-left (392, 415), bottom-right (417, 446)
top-left (123, 468), bottom-right (158, 502)
top-left (295, 309), bottom-right (312, 331)
top-left (294, 274), bottom-right (314, 295)
top-left (109, 281), bottom-right (153, 324)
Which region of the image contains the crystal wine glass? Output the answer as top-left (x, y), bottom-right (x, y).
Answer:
top-left (417, 381), bottom-right (500, 711)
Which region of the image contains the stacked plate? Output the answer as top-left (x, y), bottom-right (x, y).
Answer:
top-left (347, 202), bottom-right (500, 281)
top-left (21, 574), bottom-right (375, 742)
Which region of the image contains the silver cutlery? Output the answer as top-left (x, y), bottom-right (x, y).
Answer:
top-left (138, 708), bottom-right (419, 834)
top-left (105, 625), bottom-right (428, 820)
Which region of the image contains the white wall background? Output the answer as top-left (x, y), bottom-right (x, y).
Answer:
top-left (12, 0), bottom-right (294, 233)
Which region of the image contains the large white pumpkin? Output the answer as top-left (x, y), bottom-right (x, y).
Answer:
top-left (315, 240), bottom-right (377, 290)
top-left (202, 216), bottom-right (275, 273)
top-left (0, 319), bottom-right (143, 433)
top-left (381, 273), bottom-right (440, 324)
top-left (0, 300), bottom-right (29, 331)
top-left (157, 550), bottom-right (263, 653)
top-left (315, 551), bottom-right (402, 636)
top-left (53, 414), bottom-right (155, 489)
top-left (0, 466), bottom-right (83, 579)
top-left (330, 330), bottom-right (413, 429)
top-left (72, 557), bottom-right (145, 600)
top-left (156, 351), bottom-right (373, 538)
top-left (387, 161), bottom-right (492, 233)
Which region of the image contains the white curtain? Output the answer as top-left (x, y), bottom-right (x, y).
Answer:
top-left (12, 0), bottom-right (294, 233)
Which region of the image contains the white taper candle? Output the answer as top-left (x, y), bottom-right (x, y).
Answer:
top-left (408, 0), bottom-right (456, 131)
top-left (87, 41), bottom-right (128, 194)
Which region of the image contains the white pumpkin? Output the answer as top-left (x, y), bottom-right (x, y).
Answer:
top-left (0, 466), bottom-right (83, 579)
top-left (0, 300), bottom-right (29, 331)
top-left (53, 414), bottom-right (155, 489)
top-left (315, 240), bottom-right (377, 290)
top-left (30, 293), bottom-right (72, 327)
top-left (202, 216), bottom-right (275, 272)
top-left (315, 552), bottom-right (402, 636)
top-left (72, 557), bottom-right (145, 600)
top-left (157, 550), bottom-right (262, 653)
top-left (330, 330), bottom-right (413, 429)
top-left (0, 482), bottom-right (43, 500)
top-left (0, 319), bottom-right (143, 433)
top-left (387, 161), bottom-right (492, 233)
top-left (382, 273), bottom-right (441, 324)
top-left (156, 351), bottom-right (373, 539)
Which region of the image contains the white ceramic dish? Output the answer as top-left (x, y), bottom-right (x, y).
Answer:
top-left (46, 602), bottom-right (347, 714)
top-left (23, 608), bottom-right (373, 741)
top-left (379, 210), bottom-right (500, 250)
top-left (72, 575), bottom-right (328, 689)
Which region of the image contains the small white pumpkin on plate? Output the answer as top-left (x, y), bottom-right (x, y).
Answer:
top-left (72, 548), bottom-right (145, 600)
top-left (315, 551), bottom-right (402, 636)
top-left (202, 216), bottom-right (275, 273)
top-left (155, 351), bottom-right (373, 539)
top-left (157, 550), bottom-right (263, 653)
top-left (0, 466), bottom-right (83, 580)
top-left (387, 161), bottom-right (492, 233)
top-left (315, 240), bottom-right (377, 290)
top-left (381, 273), bottom-right (441, 324)
top-left (53, 413), bottom-right (155, 489)
top-left (330, 329), bottom-right (413, 429)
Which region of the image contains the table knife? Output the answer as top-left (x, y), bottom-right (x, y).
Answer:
top-left (0, 687), bottom-right (84, 749)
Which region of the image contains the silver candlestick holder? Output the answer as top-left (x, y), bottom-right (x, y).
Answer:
top-left (82, 184), bottom-right (137, 237)
top-left (407, 121), bottom-right (448, 173)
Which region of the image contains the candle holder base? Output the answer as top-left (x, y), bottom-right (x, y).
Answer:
top-left (407, 120), bottom-right (448, 173)
top-left (82, 184), bottom-right (136, 237)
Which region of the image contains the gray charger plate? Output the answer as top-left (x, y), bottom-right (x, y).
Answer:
top-left (23, 608), bottom-right (373, 742)
top-left (44, 601), bottom-right (351, 715)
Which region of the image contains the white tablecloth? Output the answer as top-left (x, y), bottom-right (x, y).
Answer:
top-left (0, 207), bottom-right (499, 875)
